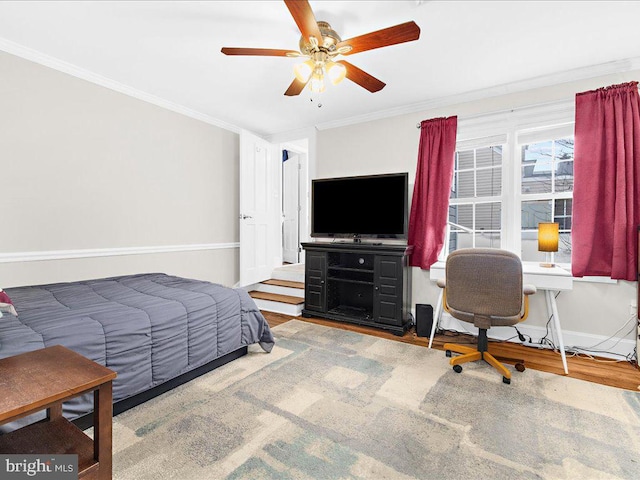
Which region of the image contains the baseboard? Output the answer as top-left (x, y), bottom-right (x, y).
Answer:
top-left (437, 314), bottom-right (636, 361)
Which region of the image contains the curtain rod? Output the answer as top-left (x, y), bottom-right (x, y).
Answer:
top-left (415, 98), bottom-right (575, 129)
top-left (415, 81), bottom-right (640, 128)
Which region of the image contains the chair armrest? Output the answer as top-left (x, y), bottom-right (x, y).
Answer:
top-left (436, 278), bottom-right (446, 289)
top-left (520, 285), bottom-right (537, 322)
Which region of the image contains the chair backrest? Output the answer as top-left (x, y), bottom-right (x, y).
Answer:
top-left (444, 248), bottom-right (524, 328)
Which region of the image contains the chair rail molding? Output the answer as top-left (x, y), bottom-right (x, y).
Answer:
top-left (0, 242), bottom-right (240, 264)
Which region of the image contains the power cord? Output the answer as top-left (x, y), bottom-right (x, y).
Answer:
top-left (434, 305), bottom-right (638, 366)
top-left (513, 325), bottom-right (531, 343)
top-left (526, 310), bottom-right (638, 366)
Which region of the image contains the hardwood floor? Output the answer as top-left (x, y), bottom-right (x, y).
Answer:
top-left (262, 311), bottom-right (640, 392)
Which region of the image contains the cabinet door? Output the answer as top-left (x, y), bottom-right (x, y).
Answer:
top-left (373, 255), bottom-right (403, 325)
top-left (305, 251), bottom-right (326, 312)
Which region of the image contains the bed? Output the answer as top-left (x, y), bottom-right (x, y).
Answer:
top-left (0, 273), bottom-right (274, 429)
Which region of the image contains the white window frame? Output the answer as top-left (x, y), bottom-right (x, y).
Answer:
top-left (441, 101), bottom-right (576, 261)
top-left (448, 139), bottom-right (506, 252)
top-left (516, 124), bottom-right (575, 267)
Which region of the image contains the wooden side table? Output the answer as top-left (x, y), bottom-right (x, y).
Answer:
top-left (0, 345), bottom-right (117, 479)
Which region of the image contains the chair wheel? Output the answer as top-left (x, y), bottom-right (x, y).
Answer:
top-left (453, 365), bottom-right (462, 373)
top-left (445, 350), bottom-right (452, 358)
top-left (503, 376), bottom-right (511, 384)
top-left (515, 362), bottom-right (525, 372)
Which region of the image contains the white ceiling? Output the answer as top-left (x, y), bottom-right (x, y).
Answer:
top-left (1, 1), bottom-right (639, 138)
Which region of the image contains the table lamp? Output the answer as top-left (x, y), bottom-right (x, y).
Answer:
top-left (538, 222), bottom-right (559, 267)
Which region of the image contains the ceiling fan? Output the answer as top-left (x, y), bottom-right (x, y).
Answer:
top-left (221, 0), bottom-right (420, 96)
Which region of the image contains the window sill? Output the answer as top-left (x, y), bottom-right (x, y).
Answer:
top-left (572, 275), bottom-right (617, 285)
top-left (431, 260), bottom-right (618, 285)
top-left (554, 263), bottom-right (618, 284)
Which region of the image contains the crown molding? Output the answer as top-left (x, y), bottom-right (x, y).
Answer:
top-left (315, 56), bottom-right (640, 131)
top-left (0, 37), bottom-right (242, 134)
top-left (0, 242), bottom-right (239, 264)
top-left (3, 36), bottom-right (639, 138)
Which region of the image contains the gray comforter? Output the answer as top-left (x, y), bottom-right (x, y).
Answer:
top-left (0, 273), bottom-right (274, 422)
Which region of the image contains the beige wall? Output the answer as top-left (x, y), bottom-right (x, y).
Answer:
top-left (0, 51), bottom-right (239, 287)
top-left (316, 70), bottom-right (640, 346)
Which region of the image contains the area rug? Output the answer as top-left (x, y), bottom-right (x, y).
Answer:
top-left (109, 320), bottom-right (640, 479)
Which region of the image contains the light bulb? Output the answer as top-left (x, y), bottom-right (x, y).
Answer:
top-left (309, 72), bottom-right (326, 93)
top-left (309, 64), bottom-right (325, 93)
top-left (326, 61), bottom-right (346, 85)
top-left (293, 59), bottom-right (314, 83)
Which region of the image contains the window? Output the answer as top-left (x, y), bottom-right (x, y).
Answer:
top-left (443, 111), bottom-right (575, 266)
top-left (520, 135), bottom-right (574, 264)
top-left (448, 145), bottom-right (503, 253)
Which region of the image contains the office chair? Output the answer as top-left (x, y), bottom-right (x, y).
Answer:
top-left (436, 248), bottom-right (536, 384)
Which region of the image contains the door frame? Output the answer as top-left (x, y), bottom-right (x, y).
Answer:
top-left (280, 140), bottom-right (309, 264)
top-left (280, 137), bottom-right (311, 263)
top-left (239, 130), bottom-right (281, 286)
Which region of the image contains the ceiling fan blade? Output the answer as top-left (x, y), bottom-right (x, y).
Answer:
top-left (337, 60), bottom-right (385, 93)
top-left (336, 21), bottom-right (420, 55)
top-left (284, 0), bottom-right (323, 44)
top-left (284, 77), bottom-right (308, 96)
top-left (221, 47), bottom-right (299, 57)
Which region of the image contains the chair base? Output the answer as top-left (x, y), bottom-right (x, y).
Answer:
top-left (444, 343), bottom-right (512, 380)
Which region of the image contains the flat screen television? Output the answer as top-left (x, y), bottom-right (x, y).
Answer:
top-left (311, 172), bottom-right (408, 240)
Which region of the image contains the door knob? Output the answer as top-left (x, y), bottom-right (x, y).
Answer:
top-left (239, 214), bottom-right (253, 220)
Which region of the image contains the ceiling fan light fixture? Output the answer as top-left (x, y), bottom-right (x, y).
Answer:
top-left (293, 59), bottom-right (315, 82)
top-left (326, 61), bottom-right (346, 85)
top-left (221, 1), bottom-right (420, 97)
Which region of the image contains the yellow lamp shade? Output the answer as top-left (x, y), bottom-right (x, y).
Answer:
top-left (326, 61), bottom-right (346, 85)
top-left (538, 222), bottom-right (559, 252)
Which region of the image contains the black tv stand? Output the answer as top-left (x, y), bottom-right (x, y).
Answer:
top-left (302, 242), bottom-right (412, 336)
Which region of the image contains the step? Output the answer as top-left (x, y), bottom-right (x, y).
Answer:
top-left (249, 291), bottom-right (304, 305)
top-left (255, 279), bottom-right (304, 298)
top-left (271, 264), bottom-right (305, 283)
top-left (262, 279), bottom-right (305, 289)
top-left (249, 291), bottom-right (304, 316)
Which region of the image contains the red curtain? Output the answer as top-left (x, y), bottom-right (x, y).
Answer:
top-left (572, 81), bottom-right (640, 281)
top-left (408, 116), bottom-right (457, 269)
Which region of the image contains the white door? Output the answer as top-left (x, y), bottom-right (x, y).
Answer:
top-left (239, 130), bottom-right (279, 286)
top-left (282, 152), bottom-right (300, 264)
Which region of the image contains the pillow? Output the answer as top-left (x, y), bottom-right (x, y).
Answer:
top-left (0, 289), bottom-right (18, 316)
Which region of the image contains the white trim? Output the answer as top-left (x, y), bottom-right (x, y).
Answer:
top-left (517, 122), bottom-right (575, 146)
top-left (573, 276), bottom-right (618, 285)
top-left (0, 243), bottom-right (239, 264)
top-left (316, 57), bottom-right (640, 132)
top-left (437, 313), bottom-right (636, 361)
top-left (455, 99), bottom-right (575, 142)
top-left (3, 35), bottom-right (638, 138)
top-left (0, 37), bottom-right (241, 134)
top-left (265, 127), bottom-right (317, 145)
top-left (455, 134), bottom-right (507, 152)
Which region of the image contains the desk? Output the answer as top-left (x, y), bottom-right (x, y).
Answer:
top-left (428, 261), bottom-right (573, 374)
top-left (0, 345), bottom-right (117, 479)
